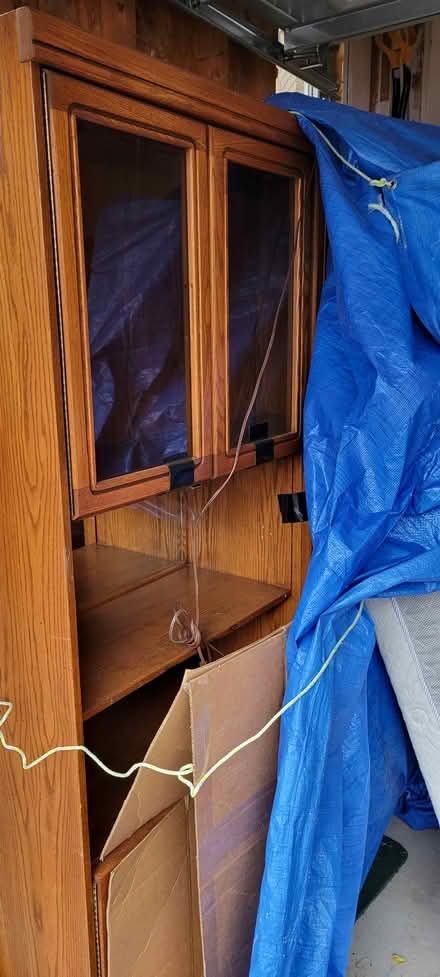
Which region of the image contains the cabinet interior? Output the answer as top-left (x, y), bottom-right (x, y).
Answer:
top-left (84, 660), bottom-right (190, 860)
top-left (72, 484), bottom-right (293, 860)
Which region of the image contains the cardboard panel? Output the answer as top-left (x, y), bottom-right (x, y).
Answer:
top-left (94, 810), bottom-right (173, 977)
top-left (188, 803), bottom-right (205, 977)
top-left (102, 683), bottom-right (192, 857)
top-left (103, 629), bottom-right (287, 858)
top-left (100, 627), bottom-right (288, 977)
top-left (106, 800), bottom-right (193, 977)
top-left (189, 629), bottom-right (287, 977)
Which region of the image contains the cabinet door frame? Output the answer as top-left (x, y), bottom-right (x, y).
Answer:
top-left (45, 71), bottom-right (212, 517)
top-left (209, 126), bottom-right (312, 477)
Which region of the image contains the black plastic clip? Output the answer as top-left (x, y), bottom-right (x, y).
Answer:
top-left (255, 438), bottom-right (274, 465)
top-left (278, 492), bottom-right (308, 524)
top-left (250, 421), bottom-right (269, 442)
top-left (168, 457), bottom-right (195, 490)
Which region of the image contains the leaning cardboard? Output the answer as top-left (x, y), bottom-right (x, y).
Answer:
top-left (93, 626), bottom-right (288, 977)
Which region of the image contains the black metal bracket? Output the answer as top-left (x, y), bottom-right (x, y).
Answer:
top-left (278, 491), bottom-right (308, 524)
top-left (168, 457), bottom-right (195, 489)
top-left (255, 438), bottom-right (274, 465)
top-left (250, 421), bottom-right (269, 442)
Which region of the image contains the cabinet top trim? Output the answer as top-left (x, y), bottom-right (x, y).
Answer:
top-left (13, 6), bottom-right (311, 154)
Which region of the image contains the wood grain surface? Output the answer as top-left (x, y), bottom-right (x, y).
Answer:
top-left (79, 565), bottom-right (289, 718)
top-left (16, 7), bottom-right (309, 153)
top-left (73, 543), bottom-right (182, 612)
top-left (0, 15), bottom-right (94, 976)
top-left (6, 0), bottom-right (276, 101)
top-left (0, 11), bottom-right (318, 976)
top-left (188, 455), bottom-right (311, 652)
top-left (96, 492), bottom-right (184, 561)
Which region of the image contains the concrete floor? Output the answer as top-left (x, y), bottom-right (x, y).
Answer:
top-left (347, 818), bottom-right (440, 977)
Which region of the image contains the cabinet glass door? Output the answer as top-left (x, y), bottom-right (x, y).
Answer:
top-left (228, 160), bottom-right (292, 449)
top-left (210, 128), bottom-right (312, 476)
top-left (77, 119), bottom-right (189, 483)
top-left (45, 73), bottom-right (211, 517)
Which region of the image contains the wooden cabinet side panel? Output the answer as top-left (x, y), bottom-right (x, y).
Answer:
top-left (0, 18), bottom-right (94, 977)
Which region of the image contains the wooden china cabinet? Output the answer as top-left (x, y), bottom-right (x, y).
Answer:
top-left (0, 8), bottom-right (323, 976)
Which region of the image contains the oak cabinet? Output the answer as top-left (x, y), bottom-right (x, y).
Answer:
top-left (0, 9), bottom-right (322, 977)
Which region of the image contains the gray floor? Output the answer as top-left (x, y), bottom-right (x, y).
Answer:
top-left (347, 818), bottom-right (440, 977)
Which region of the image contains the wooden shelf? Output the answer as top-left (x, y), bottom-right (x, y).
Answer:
top-left (78, 565), bottom-right (289, 719)
top-left (73, 543), bottom-right (181, 612)
top-left (85, 663), bottom-right (189, 860)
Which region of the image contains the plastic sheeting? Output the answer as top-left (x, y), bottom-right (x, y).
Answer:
top-left (397, 768), bottom-right (439, 831)
top-left (88, 179), bottom-right (291, 477)
top-left (227, 162), bottom-right (291, 446)
top-left (88, 199), bottom-right (189, 481)
top-left (250, 95), bottom-right (440, 977)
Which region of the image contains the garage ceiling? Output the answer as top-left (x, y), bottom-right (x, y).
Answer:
top-left (169, 0), bottom-right (440, 95)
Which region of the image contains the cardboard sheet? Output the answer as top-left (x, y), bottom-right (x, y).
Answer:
top-left (189, 630), bottom-right (287, 977)
top-left (106, 800), bottom-right (193, 977)
top-left (101, 681), bottom-right (192, 858)
top-left (99, 627), bottom-right (288, 976)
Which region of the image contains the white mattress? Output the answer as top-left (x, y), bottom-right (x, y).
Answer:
top-left (367, 593), bottom-right (440, 822)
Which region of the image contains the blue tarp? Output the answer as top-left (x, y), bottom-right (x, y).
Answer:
top-left (88, 178), bottom-right (289, 477)
top-left (250, 95), bottom-right (440, 977)
top-left (88, 200), bottom-right (189, 480)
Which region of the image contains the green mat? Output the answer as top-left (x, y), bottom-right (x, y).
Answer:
top-left (356, 835), bottom-right (408, 919)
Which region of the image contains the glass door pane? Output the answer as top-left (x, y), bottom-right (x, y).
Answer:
top-left (227, 161), bottom-right (292, 448)
top-left (76, 119), bottom-right (190, 482)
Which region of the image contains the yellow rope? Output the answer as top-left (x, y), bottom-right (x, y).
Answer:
top-left (0, 601), bottom-right (364, 798)
top-left (290, 111), bottom-right (395, 190)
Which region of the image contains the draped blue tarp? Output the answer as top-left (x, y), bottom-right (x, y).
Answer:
top-left (88, 199), bottom-right (189, 480)
top-left (250, 94), bottom-right (440, 977)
